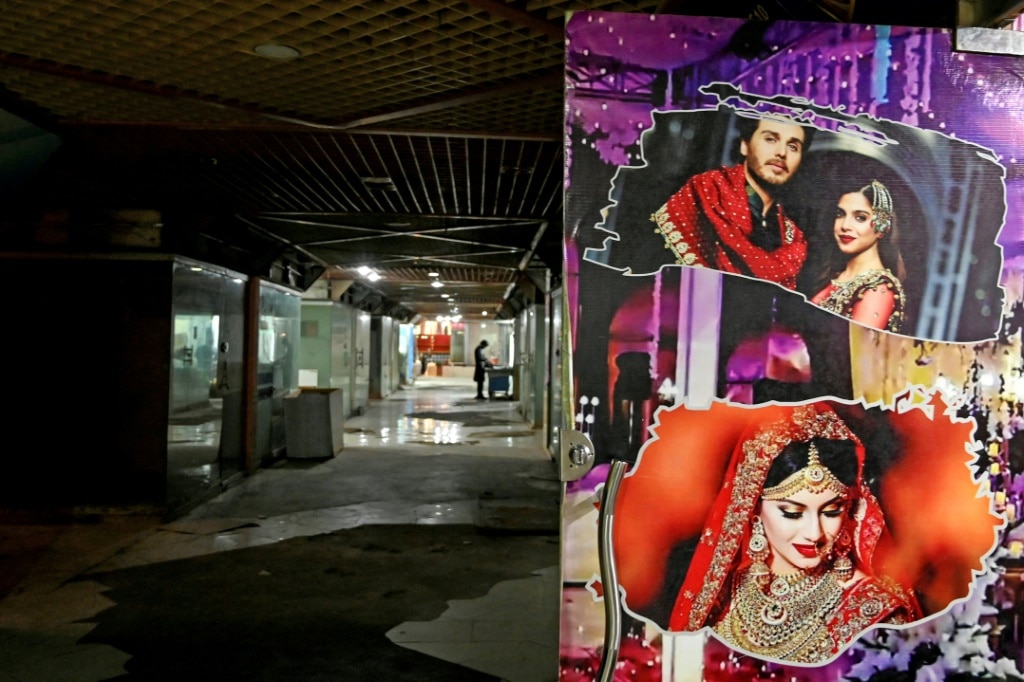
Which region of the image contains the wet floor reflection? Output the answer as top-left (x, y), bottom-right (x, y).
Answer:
top-left (167, 411), bottom-right (223, 512)
top-left (167, 422), bottom-right (220, 446)
top-left (338, 377), bottom-right (536, 449)
top-left (465, 430), bottom-right (535, 439)
top-left (0, 379), bottom-right (554, 682)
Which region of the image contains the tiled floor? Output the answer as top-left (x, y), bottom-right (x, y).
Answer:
top-left (0, 376), bottom-right (560, 681)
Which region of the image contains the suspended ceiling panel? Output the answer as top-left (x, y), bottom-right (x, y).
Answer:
top-left (0, 0), bottom-right (661, 317)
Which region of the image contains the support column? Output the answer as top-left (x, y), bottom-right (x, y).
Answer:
top-left (242, 276), bottom-right (260, 474)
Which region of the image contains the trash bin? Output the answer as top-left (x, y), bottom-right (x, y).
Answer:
top-left (284, 388), bottom-right (344, 459)
top-left (486, 367), bottom-right (513, 399)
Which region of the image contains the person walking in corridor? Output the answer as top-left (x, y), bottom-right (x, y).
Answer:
top-left (474, 340), bottom-right (491, 399)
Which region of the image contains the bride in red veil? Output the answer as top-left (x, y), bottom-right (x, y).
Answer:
top-left (612, 399), bottom-right (1000, 664)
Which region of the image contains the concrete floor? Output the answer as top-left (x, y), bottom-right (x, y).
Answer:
top-left (0, 377), bottom-right (561, 681)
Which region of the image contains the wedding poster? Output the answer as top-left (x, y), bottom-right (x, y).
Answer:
top-left (562, 11), bottom-right (1024, 682)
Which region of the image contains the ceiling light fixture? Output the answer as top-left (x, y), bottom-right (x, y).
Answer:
top-left (440, 294), bottom-right (449, 298)
top-left (428, 271), bottom-right (440, 277)
top-left (253, 44), bottom-right (301, 60)
top-left (366, 272), bottom-right (382, 282)
top-left (361, 176), bottom-right (397, 192)
top-left (357, 266), bottom-right (372, 276)
top-left (431, 280), bottom-right (444, 288)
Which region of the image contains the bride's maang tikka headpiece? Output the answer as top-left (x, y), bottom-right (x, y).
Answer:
top-left (761, 442), bottom-right (850, 501)
top-left (869, 179), bottom-right (894, 235)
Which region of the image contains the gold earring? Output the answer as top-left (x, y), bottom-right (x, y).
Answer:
top-left (832, 529), bottom-right (853, 581)
top-left (748, 516), bottom-right (770, 587)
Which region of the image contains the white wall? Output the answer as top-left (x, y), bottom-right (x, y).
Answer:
top-left (465, 320), bottom-right (508, 366)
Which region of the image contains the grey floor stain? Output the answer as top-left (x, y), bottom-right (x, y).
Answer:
top-left (79, 525), bottom-right (552, 681)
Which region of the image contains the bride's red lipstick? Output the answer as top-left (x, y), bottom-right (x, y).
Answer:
top-left (793, 543), bottom-right (819, 558)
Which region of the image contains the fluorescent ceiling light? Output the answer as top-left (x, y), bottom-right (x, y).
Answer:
top-left (360, 177), bottom-right (397, 192)
top-left (254, 44), bottom-right (300, 60)
top-left (431, 280), bottom-right (444, 288)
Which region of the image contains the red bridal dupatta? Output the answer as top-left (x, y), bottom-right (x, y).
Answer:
top-left (650, 164), bottom-right (807, 289)
top-left (611, 399), bottom-right (999, 635)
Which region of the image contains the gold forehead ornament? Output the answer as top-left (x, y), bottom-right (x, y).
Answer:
top-left (761, 442), bottom-right (849, 501)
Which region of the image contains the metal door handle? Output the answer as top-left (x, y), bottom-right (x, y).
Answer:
top-left (596, 459), bottom-right (627, 682)
top-left (559, 428), bottom-right (624, 682)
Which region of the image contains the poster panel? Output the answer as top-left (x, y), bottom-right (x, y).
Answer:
top-left (563, 11), bottom-right (1024, 682)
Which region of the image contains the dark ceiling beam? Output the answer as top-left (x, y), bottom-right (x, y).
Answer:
top-left (519, 221), bottom-right (550, 271)
top-left (257, 215), bottom-right (539, 234)
top-left (0, 51), bottom-right (563, 137)
top-left (62, 119), bottom-right (561, 141)
top-left (400, 222), bottom-right (543, 235)
top-left (233, 214), bottom-right (330, 270)
top-left (253, 216), bottom-right (538, 250)
top-left (958, 0), bottom-right (1024, 26)
top-left (462, 0), bottom-right (565, 41)
top-left (348, 128), bottom-right (561, 142)
top-left (298, 226), bottom-right (532, 250)
top-left (356, 280), bottom-right (513, 291)
top-left (314, 247), bottom-right (522, 265)
top-left (261, 213), bottom-right (543, 224)
top-left (0, 51), bottom-right (322, 126)
top-left (256, 215), bottom-right (404, 237)
top-left (304, 231), bottom-right (525, 252)
top-left (357, 252), bottom-right (522, 269)
top-left (334, 69), bottom-right (564, 130)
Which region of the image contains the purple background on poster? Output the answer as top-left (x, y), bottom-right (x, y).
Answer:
top-left (565, 13), bottom-right (1024, 259)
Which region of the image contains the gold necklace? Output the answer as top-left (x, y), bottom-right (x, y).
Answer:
top-left (713, 566), bottom-right (843, 662)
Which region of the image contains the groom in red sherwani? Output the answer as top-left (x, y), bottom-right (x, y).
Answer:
top-left (651, 116), bottom-right (813, 290)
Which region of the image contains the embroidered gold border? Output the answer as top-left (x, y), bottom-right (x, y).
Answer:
top-left (651, 204), bottom-right (700, 266)
top-left (817, 269), bottom-right (906, 332)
